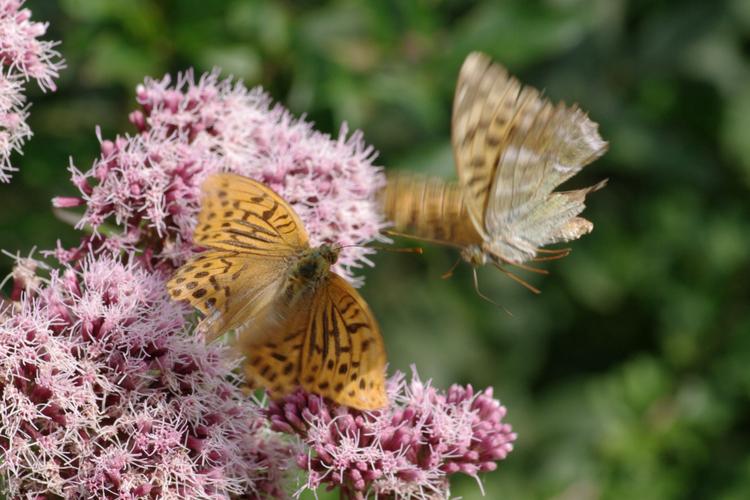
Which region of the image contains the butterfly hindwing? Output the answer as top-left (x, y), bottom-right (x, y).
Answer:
top-left (300, 274), bottom-right (387, 410)
top-left (482, 96), bottom-right (607, 262)
top-left (513, 180), bottom-right (608, 247)
top-left (240, 305), bottom-right (309, 398)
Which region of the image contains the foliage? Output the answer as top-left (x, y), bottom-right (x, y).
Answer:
top-left (1, 0), bottom-right (749, 498)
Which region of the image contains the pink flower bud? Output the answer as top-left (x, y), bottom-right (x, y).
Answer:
top-left (129, 110), bottom-right (146, 131)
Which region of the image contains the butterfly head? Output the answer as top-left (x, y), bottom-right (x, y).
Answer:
top-left (460, 244), bottom-right (488, 268)
top-left (318, 244), bottom-right (340, 265)
top-left (292, 244), bottom-right (340, 284)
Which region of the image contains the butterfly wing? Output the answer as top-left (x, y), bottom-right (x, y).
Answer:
top-left (452, 52), bottom-right (524, 234)
top-left (380, 171), bottom-right (481, 248)
top-left (482, 98), bottom-right (608, 263)
top-left (167, 250), bottom-right (288, 342)
top-left (300, 273), bottom-right (387, 410)
top-left (194, 172), bottom-right (309, 255)
top-left (509, 180), bottom-right (608, 248)
top-left (240, 296), bottom-right (310, 398)
top-left (169, 173), bottom-right (311, 342)
top-left (238, 273), bottom-right (387, 410)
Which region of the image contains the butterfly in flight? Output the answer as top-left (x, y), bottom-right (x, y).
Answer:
top-left (167, 173), bottom-right (388, 410)
top-left (381, 52), bottom-right (608, 298)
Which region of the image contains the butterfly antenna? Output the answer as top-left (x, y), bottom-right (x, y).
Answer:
top-left (337, 243), bottom-right (423, 254)
top-left (378, 246), bottom-right (423, 254)
top-left (441, 256), bottom-right (462, 279)
top-left (472, 268), bottom-right (513, 315)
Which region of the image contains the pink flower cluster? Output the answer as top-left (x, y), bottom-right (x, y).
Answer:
top-left (0, 255), bottom-right (292, 498)
top-left (0, 0), bottom-right (64, 181)
top-left (268, 371), bottom-right (516, 499)
top-left (0, 7), bottom-right (519, 492)
top-left (56, 70), bottom-right (387, 284)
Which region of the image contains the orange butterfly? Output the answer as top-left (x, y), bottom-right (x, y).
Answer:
top-left (167, 173), bottom-right (387, 410)
top-left (381, 52), bottom-right (607, 296)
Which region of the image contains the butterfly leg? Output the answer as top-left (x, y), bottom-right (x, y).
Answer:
top-left (508, 260), bottom-right (549, 275)
top-left (533, 247), bottom-right (572, 262)
top-left (491, 261), bottom-right (542, 294)
top-left (472, 268), bottom-right (513, 315)
top-left (441, 256), bottom-right (463, 279)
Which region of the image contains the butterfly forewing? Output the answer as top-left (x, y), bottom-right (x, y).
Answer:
top-left (452, 52), bottom-right (523, 233)
top-left (195, 173), bottom-right (309, 255)
top-left (489, 89), bottom-right (553, 222)
top-left (301, 274), bottom-right (387, 410)
top-left (167, 250), bottom-right (288, 343)
top-left (170, 172), bottom-right (308, 341)
top-left (535, 105), bottom-right (608, 196)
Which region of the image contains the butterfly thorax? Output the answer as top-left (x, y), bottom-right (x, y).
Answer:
top-left (287, 244), bottom-right (340, 292)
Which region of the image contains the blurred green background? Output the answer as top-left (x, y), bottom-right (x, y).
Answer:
top-left (2, 0), bottom-right (750, 498)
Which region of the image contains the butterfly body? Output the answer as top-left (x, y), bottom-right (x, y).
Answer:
top-left (168, 173), bottom-right (387, 410)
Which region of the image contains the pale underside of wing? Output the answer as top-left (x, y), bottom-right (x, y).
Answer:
top-left (240, 273), bottom-right (388, 411)
top-left (380, 171), bottom-right (481, 248)
top-left (453, 52), bottom-right (608, 264)
top-left (483, 99), bottom-right (608, 263)
top-left (509, 179), bottom-right (608, 247)
top-left (166, 250), bottom-right (288, 343)
top-left (194, 172), bottom-right (309, 256)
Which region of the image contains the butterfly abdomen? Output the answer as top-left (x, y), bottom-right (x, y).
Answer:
top-left (381, 171), bottom-right (482, 247)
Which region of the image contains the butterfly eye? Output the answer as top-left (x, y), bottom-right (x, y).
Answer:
top-left (321, 246), bottom-right (339, 264)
